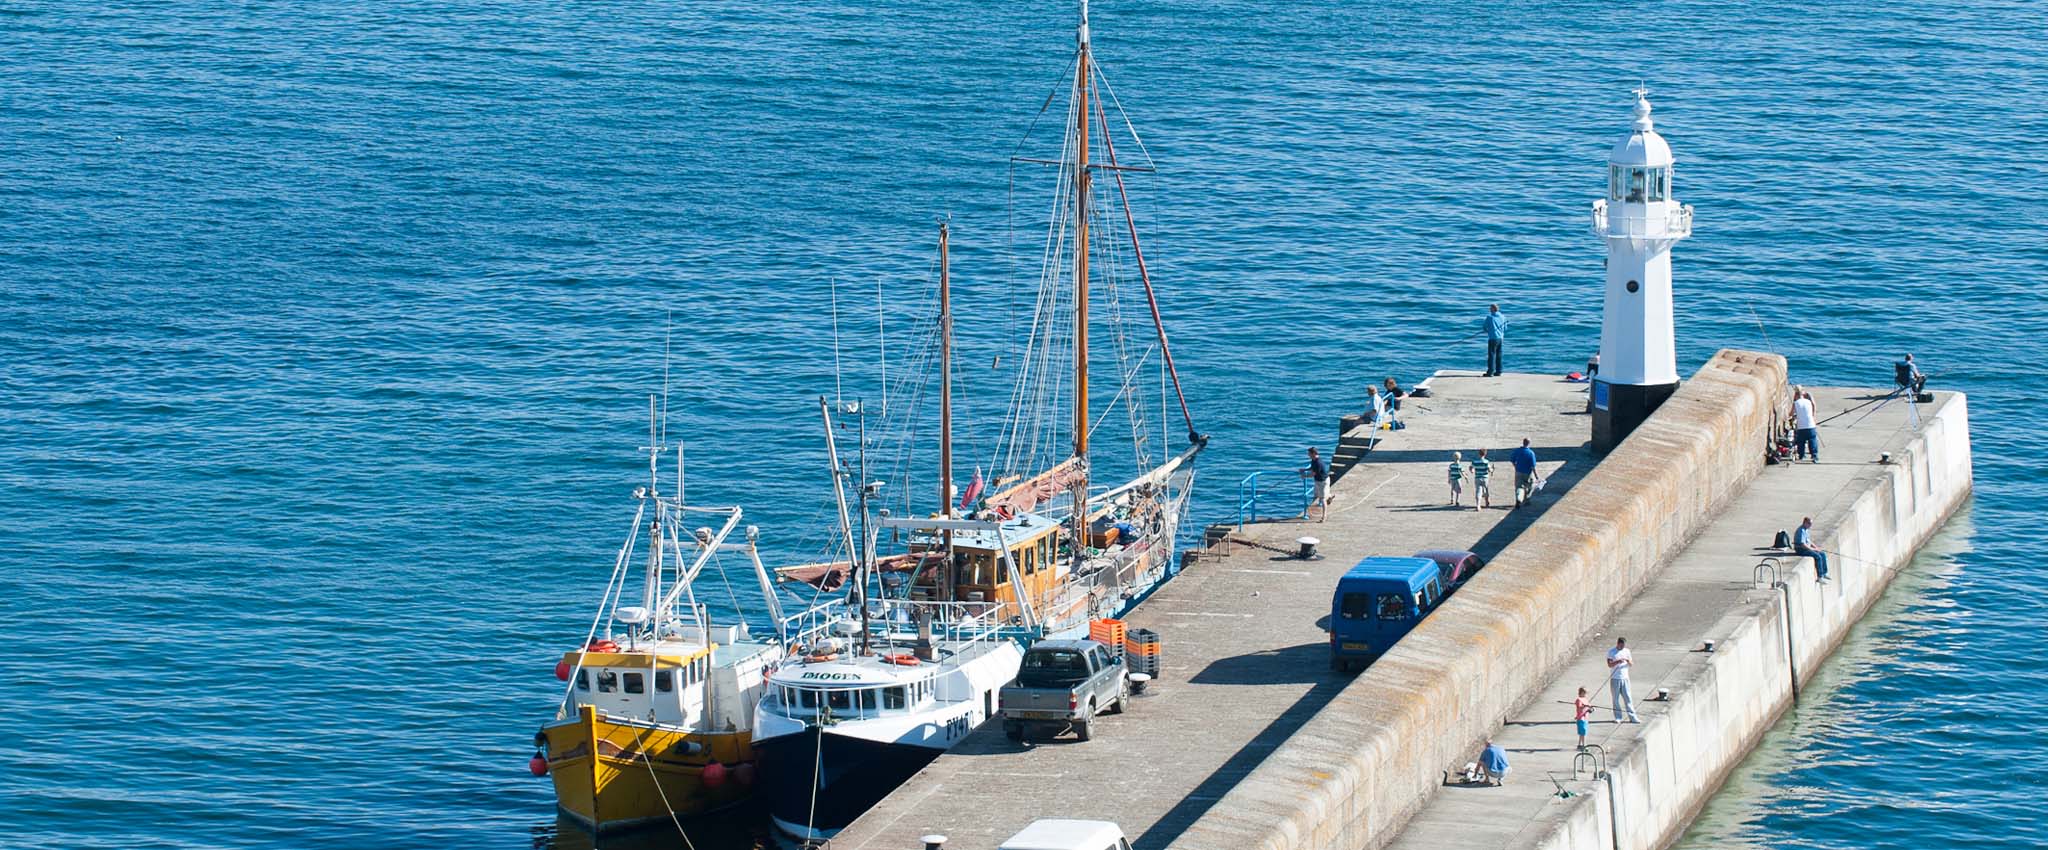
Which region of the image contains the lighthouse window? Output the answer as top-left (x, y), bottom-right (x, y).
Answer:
top-left (1648, 168), bottom-right (1668, 202)
top-left (655, 670), bottom-right (674, 693)
top-left (1625, 168), bottom-right (1647, 202)
top-left (596, 670), bottom-right (618, 693)
top-left (1609, 166), bottom-right (1622, 201)
top-left (623, 672), bottom-right (645, 694)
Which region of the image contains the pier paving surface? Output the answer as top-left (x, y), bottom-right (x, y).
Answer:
top-left (1385, 384), bottom-right (1940, 850)
top-left (829, 372), bottom-right (1594, 850)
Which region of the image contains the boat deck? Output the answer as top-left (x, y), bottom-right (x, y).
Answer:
top-left (827, 372), bottom-right (1595, 850)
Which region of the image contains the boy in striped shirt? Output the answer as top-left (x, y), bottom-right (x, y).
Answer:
top-left (1448, 452), bottom-right (1466, 507)
top-left (1471, 448), bottom-right (1493, 510)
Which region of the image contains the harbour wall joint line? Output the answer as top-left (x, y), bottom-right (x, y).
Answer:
top-left (1167, 349), bottom-right (1791, 850)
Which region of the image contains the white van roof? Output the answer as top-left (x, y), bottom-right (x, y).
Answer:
top-left (999, 819), bottom-right (1126, 850)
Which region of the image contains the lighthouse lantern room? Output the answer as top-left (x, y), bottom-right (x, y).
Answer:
top-left (1589, 87), bottom-right (1694, 453)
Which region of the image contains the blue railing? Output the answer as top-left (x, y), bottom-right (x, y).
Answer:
top-left (1237, 470), bottom-right (1317, 529)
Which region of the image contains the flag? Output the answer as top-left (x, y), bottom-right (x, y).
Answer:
top-left (959, 467), bottom-right (985, 510)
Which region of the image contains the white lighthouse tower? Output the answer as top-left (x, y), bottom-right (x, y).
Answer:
top-left (1590, 87), bottom-right (1693, 453)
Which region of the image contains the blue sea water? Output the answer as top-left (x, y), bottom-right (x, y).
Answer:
top-left (3, 1), bottom-right (2044, 848)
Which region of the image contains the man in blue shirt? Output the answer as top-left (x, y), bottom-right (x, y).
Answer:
top-left (1483, 304), bottom-right (1507, 377)
top-left (1479, 739), bottom-right (1510, 786)
top-left (1510, 438), bottom-right (1539, 508)
top-left (1794, 516), bottom-right (1829, 582)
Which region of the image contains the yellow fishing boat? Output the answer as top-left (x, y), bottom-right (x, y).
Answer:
top-left (531, 430), bottom-right (793, 834)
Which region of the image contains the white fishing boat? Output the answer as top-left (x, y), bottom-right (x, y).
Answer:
top-left (754, 2), bottom-right (1206, 842)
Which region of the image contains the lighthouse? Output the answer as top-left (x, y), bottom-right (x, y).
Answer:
top-left (1590, 88), bottom-right (1693, 453)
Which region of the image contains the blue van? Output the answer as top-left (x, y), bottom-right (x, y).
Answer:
top-left (1329, 556), bottom-right (1445, 672)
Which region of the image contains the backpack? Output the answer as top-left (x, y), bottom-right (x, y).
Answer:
top-left (1771, 530), bottom-right (1791, 550)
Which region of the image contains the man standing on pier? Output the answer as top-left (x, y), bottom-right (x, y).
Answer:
top-left (1510, 438), bottom-right (1539, 508)
top-left (1302, 447), bottom-right (1330, 522)
top-left (1483, 304), bottom-right (1507, 376)
top-left (1606, 637), bottom-right (1640, 723)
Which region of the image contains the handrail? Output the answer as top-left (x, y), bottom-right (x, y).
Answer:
top-left (1238, 470), bottom-right (1316, 529)
top-left (1591, 200), bottom-right (1694, 241)
top-left (1753, 557), bottom-right (1783, 588)
top-left (1573, 744), bottom-right (1608, 780)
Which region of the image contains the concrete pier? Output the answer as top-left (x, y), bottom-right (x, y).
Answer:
top-left (825, 351), bottom-right (1972, 850)
top-left (829, 372), bottom-right (1597, 850)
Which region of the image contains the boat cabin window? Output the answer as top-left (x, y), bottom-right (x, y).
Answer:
top-left (596, 670), bottom-right (618, 693)
top-left (1340, 592), bottom-right (1371, 620)
top-left (655, 670), bottom-right (673, 693)
top-left (776, 681), bottom-right (929, 720)
top-left (576, 669), bottom-right (590, 691)
top-left (1375, 593), bottom-right (1411, 621)
top-left (623, 672), bottom-right (645, 694)
top-left (1424, 579), bottom-right (1443, 604)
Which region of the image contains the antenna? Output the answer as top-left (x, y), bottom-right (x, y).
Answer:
top-left (830, 277), bottom-right (845, 406)
top-left (660, 310), bottom-right (673, 448)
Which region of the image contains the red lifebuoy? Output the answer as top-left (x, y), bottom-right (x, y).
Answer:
top-left (805, 653), bottom-right (839, 663)
top-left (883, 653), bottom-right (919, 666)
top-left (587, 639), bottom-right (619, 653)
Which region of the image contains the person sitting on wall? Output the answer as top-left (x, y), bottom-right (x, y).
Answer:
top-left (1382, 376), bottom-right (1407, 412)
top-left (1895, 353), bottom-right (1927, 395)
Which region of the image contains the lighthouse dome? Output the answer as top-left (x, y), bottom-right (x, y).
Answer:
top-left (1607, 92), bottom-right (1673, 167)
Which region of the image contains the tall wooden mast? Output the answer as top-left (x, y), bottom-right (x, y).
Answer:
top-left (938, 223), bottom-right (955, 604)
top-left (939, 222), bottom-right (953, 522)
top-left (1072, 0), bottom-right (1093, 528)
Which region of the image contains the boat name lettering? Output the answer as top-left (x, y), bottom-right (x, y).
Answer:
top-left (800, 672), bottom-right (862, 681)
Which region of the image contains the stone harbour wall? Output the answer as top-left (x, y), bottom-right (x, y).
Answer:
top-left (1169, 350), bottom-right (1791, 850)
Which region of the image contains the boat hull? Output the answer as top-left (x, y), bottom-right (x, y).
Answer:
top-left (541, 706), bottom-right (756, 835)
top-left (755, 725), bottom-right (940, 843)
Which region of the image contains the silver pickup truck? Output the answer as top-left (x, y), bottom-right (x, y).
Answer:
top-left (1000, 639), bottom-right (1129, 741)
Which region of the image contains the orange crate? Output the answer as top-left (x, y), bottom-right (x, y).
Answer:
top-left (1089, 618), bottom-right (1126, 650)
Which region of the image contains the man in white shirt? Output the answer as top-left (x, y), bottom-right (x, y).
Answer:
top-left (1606, 637), bottom-right (1641, 723)
top-left (1791, 391), bottom-right (1819, 463)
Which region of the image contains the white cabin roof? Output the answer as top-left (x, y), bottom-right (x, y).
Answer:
top-left (914, 512), bottom-right (1062, 552)
top-left (1000, 819), bottom-right (1126, 850)
top-left (770, 653), bottom-right (934, 687)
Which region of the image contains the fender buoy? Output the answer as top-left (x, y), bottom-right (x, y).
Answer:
top-left (554, 660), bottom-right (571, 681)
top-left (883, 653), bottom-right (919, 666)
top-left (702, 761), bottom-right (727, 787)
top-left (733, 761), bottom-right (757, 787)
top-left (528, 753), bottom-right (549, 777)
top-left (587, 639), bottom-right (619, 653)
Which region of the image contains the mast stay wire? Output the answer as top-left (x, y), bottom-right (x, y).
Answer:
top-left (1092, 61), bottom-right (1199, 442)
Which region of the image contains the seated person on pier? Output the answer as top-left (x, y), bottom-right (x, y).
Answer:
top-left (1382, 377), bottom-right (1406, 412)
top-left (1894, 353), bottom-right (1927, 395)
